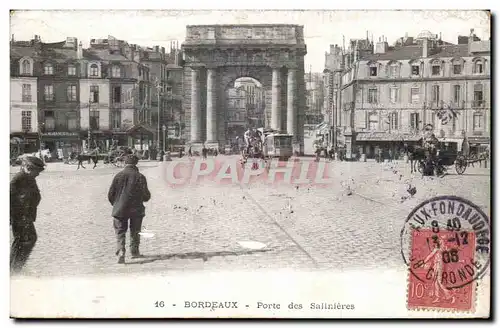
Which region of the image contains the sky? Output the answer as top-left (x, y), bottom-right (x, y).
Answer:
top-left (10, 10), bottom-right (490, 73)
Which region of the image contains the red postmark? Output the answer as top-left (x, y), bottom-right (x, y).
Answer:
top-left (407, 229), bottom-right (476, 311)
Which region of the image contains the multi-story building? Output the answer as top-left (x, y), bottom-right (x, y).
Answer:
top-left (225, 87), bottom-right (247, 140)
top-left (140, 42), bottom-right (184, 145)
top-left (34, 36), bottom-right (82, 151)
top-left (10, 36), bottom-right (40, 152)
top-left (323, 44), bottom-right (346, 146)
top-left (234, 77), bottom-right (265, 127)
top-left (80, 36), bottom-right (153, 149)
top-left (305, 72), bottom-right (324, 116)
top-left (338, 29), bottom-right (490, 159)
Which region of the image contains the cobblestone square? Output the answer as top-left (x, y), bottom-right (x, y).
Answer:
top-left (10, 157), bottom-right (490, 277)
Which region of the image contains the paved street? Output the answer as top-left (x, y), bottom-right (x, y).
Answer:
top-left (10, 157), bottom-right (490, 277)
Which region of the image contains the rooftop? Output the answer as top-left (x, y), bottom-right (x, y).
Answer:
top-left (361, 44), bottom-right (472, 61)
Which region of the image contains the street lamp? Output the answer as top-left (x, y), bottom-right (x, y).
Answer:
top-left (162, 124), bottom-right (166, 152)
top-left (154, 78), bottom-right (163, 150)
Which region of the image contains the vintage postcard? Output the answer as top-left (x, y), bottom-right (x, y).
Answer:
top-left (9, 9), bottom-right (491, 318)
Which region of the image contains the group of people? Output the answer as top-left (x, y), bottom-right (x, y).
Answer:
top-left (10, 153), bottom-right (152, 272)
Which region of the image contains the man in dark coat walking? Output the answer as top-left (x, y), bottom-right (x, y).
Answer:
top-left (10, 156), bottom-right (45, 274)
top-left (108, 155), bottom-right (151, 263)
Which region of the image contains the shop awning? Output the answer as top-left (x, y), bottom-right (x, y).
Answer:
top-left (356, 132), bottom-right (422, 142)
top-left (126, 125), bottom-right (156, 136)
top-left (467, 136), bottom-right (490, 144)
top-left (314, 122), bottom-right (331, 135)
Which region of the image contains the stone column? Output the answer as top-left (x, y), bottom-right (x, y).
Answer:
top-left (271, 67), bottom-right (281, 131)
top-left (286, 68), bottom-right (297, 137)
top-left (190, 68), bottom-right (202, 142)
top-left (206, 67), bottom-right (217, 143)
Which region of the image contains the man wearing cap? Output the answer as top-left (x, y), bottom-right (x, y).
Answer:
top-left (421, 124), bottom-right (439, 175)
top-left (10, 156), bottom-right (45, 273)
top-left (108, 155), bottom-right (151, 264)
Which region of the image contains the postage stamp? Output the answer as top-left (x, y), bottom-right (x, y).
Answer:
top-left (401, 196), bottom-right (490, 312)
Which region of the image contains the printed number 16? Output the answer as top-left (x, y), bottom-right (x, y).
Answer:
top-left (155, 301), bottom-right (165, 308)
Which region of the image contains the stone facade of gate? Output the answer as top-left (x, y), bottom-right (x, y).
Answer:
top-left (181, 24), bottom-right (307, 153)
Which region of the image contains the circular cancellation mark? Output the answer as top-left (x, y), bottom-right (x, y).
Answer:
top-left (400, 195), bottom-right (490, 289)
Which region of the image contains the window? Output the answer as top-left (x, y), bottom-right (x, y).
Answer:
top-left (389, 112), bottom-right (398, 130)
top-left (21, 111), bottom-right (32, 131)
top-left (368, 113), bottom-right (378, 130)
top-left (44, 63), bottom-right (54, 75)
top-left (411, 65), bottom-right (420, 76)
top-left (453, 85), bottom-right (461, 103)
top-left (368, 88), bottom-right (378, 103)
top-left (111, 111), bottom-right (121, 129)
top-left (453, 64), bottom-right (462, 75)
top-left (432, 65), bottom-right (441, 76)
top-left (113, 86), bottom-right (122, 103)
top-left (90, 64), bottom-right (99, 77)
top-left (369, 67), bottom-right (377, 77)
top-left (44, 111), bottom-right (55, 131)
top-left (90, 111), bottom-right (100, 130)
top-left (410, 113), bottom-right (420, 130)
top-left (22, 84), bottom-right (31, 102)
top-left (474, 84), bottom-right (483, 106)
top-left (389, 65), bottom-right (398, 77)
top-left (166, 86), bottom-right (173, 95)
top-left (68, 64), bottom-right (76, 76)
top-left (432, 85), bottom-right (440, 103)
top-left (474, 61), bottom-right (484, 74)
top-left (473, 113), bottom-right (483, 131)
top-left (111, 66), bottom-right (121, 78)
top-left (21, 60), bottom-right (31, 75)
top-left (90, 86), bottom-right (99, 103)
top-left (411, 88), bottom-right (420, 104)
top-left (67, 112), bottom-right (78, 131)
top-left (389, 88), bottom-right (399, 104)
top-left (44, 85), bottom-right (54, 101)
top-left (67, 85), bottom-right (77, 101)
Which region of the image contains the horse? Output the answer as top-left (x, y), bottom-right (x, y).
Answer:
top-left (76, 149), bottom-right (99, 170)
top-left (405, 145), bottom-right (427, 174)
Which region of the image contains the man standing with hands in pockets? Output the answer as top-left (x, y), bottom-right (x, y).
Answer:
top-left (108, 154), bottom-right (151, 264)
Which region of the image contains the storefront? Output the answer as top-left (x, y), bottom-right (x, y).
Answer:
top-left (41, 132), bottom-right (82, 153)
top-left (10, 132), bottom-right (39, 154)
top-left (467, 136), bottom-right (490, 155)
top-left (126, 125), bottom-right (155, 150)
top-left (356, 132), bottom-right (421, 159)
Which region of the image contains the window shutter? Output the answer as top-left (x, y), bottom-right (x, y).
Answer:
top-left (484, 84), bottom-right (489, 107)
top-left (355, 110), bottom-right (366, 129)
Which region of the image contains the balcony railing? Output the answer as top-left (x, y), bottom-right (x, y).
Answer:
top-left (472, 100), bottom-right (486, 108)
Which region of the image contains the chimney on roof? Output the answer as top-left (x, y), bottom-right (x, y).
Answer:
top-left (374, 36), bottom-right (389, 54)
top-left (422, 37), bottom-right (430, 58)
top-left (65, 37), bottom-right (78, 49)
top-left (77, 42), bottom-right (83, 59)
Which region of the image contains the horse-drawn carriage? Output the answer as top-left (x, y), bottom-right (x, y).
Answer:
top-left (240, 128), bottom-right (294, 170)
top-left (66, 146), bottom-right (132, 168)
top-left (409, 136), bottom-right (480, 176)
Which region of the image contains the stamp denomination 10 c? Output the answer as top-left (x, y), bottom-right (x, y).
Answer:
top-left (401, 196), bottom-right (490, 312)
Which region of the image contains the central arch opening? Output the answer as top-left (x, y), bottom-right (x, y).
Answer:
top-left (224, 76), bottom-right (266, 146)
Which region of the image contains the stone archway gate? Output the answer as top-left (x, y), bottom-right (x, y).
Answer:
top-left (181, 24), bottom-right (307, 154)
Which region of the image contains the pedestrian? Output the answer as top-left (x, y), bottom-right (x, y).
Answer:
top-left (188, 146), bottom-right (192, 157)
top-left (108, 154), bottom-right (151, 264)
top-left (388, 149), bottom-right (393, 162)
top-left (202, 145), bottom-right (208, 159)
top-left (10, 156), bottom-right (45, 274)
